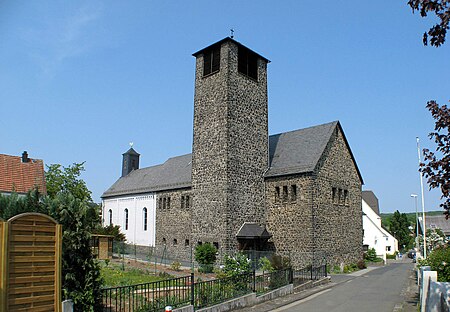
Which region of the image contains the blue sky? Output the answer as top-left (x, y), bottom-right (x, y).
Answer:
top-left (1, 1), bottom-right (449, 213)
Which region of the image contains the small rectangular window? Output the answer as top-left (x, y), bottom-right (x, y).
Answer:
top-left (185, 239), bottom-right (190, 247)
top-left (332, 188), bottom-right (337, 204)
top-left (282, 185), bottom-right (288, 201)
top-left (167, 197), bottom-right (171, 209)
top-left (275, 187), bottom-right (280, 202)
top-left (291, 185), bottom-right (297, 202)
top-left (338, 189), bottom-right (343, 205)
top-left (163, 198), bottom-right (166, 209)
top-left (344, 190), bottom-right (349, 206)
top-left (173, 239), bottom-right (178, 246)
top-left (238, 46), bottom-right (258, 80)
top-left (213, 242), bottom-right (219, 250)
top-left (186, 196), bottom-right (190, 209)
top-left (181, 196), bottom-right (185, 209)
top-left (203, 46), bottom-right (220, 76)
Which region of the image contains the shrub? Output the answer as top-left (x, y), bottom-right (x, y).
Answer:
top-left (170, 261), bottom-right (181, 271)
top-left (270, 254), bottom-right (291, 270)
top-left (218, 253), bottom-right (252, 292)
top-left (386, 253), bottom-right (396, 260)
top-left (195, 243), bottom-right (217, 273)
top-left (258, 256), bottom-right (274, 273)
top-left (357, 259), bottom-right (367, 269)
top-left (419, 245), bottom-right (450, 282)
top-left (364, 248), bottom-right (378, 262)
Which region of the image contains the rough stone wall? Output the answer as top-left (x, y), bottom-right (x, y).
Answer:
top-left (154, 188), bottom-right (193, 260)
top-left (313, 126), bottom-right (363, 267)
top-left (265, 174), bottom-right (315, 268)
top-left (191, 40), bottom-right (269, 255)
top-left (265, 125), bottom-right (362, 269)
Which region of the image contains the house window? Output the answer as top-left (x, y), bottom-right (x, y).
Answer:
top-left (124, 209), bottom-right (128, 230)
top-left (291, 185), bottom-right (297, 202)
top-left (108, 209), bottom-right (113, 226)
top-left (238, 45), bottom-right (258, 80)
top-left (181, 196), bottom-right (185, 209)
top-left (185, 239), bottom-right (190, 247)
top-left (143, 207), bottom-right (148, 231)
top-left (203, 46), bottom-right (221, 76)
top-left (275, 187), bottom-right (280, 202)
top-left (173, 239), bottom-right (178, 246)
top-left (282, 185), bottom-right (288, 201)
top-left (386, 246), bottom-right (391, 252)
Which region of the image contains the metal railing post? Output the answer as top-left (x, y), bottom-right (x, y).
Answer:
top-left (252, 269), bottom-right (256, 292)
top-left (190, 272), bottom-right (195, 306)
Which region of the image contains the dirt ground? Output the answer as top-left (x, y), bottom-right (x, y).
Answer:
top-left (109, 257), bottom-right (217, 281)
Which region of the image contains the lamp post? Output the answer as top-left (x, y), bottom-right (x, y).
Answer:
top-left (416, 137), bottom-right (427, 258)
top-left (411, 194), bottom-right (419, 254)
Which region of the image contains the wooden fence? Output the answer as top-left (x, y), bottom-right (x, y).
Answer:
top-left (0, 213), bottom-right (62, 312)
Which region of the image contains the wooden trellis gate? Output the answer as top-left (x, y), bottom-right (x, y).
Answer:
top-left (0, 213), bottom-right (62, 312)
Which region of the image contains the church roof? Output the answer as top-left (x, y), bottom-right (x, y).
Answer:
top-left (102, 121), bottom-right (361, 198)
top-left (102, 154), bottom-right (192, 198)
top-left (266, 121), bottom-right (338, 178)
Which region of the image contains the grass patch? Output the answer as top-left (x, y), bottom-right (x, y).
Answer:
top-left (101, 262), bottom-right (170, 287)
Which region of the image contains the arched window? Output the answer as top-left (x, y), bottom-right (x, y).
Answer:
top-left (124, 208), bottom-right (129, 230)
top-left (108, 209), bottom-right (113, 225)
top-left (143, 207), bottom-right (148, 231)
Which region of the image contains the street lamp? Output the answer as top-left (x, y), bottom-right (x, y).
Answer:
top-left (416, 137), bottom-right (427, 258)
top-left (411, 194), bottom-right (419, 254)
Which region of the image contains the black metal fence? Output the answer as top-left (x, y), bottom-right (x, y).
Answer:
top-left (100, 275), bottom-right (192, 312)
top-left (99, 265), bottom-right (327, 311)
top-left (293, 264), bottom-right (328, 285)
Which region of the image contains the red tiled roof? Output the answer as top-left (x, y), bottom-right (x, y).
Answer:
top-left (0, 153), bottom-right (47, 195)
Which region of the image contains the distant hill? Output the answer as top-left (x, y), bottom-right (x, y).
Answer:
top-left (380, 210), bottom-right (444, 229)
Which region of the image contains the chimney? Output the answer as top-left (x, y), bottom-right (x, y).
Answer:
top-left (22, 151), bottom-right (29, 163)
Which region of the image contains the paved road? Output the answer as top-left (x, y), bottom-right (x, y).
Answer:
top-left (272, 262), bottom-right (415, 312)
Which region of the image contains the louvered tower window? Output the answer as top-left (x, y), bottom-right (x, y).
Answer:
top-left (238, 46), bottom-right (258, 80)
top-left (203, 46), bottom-right (220, 76)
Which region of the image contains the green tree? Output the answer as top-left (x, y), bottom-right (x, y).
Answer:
top-left (0, 189), bottom-right (44, 220)
top-left (389, 210), bottom-right (413, 250)
top-left (194, 243), bottom-right (217, 273)
top-left (44, 193), bottom-right (103, 311)
top-left (0, 163), bottom-right (103, 311)
top-left (46, 162), bottom-right (92, 202)
top-left (419, 245), bottom-right (450, 282)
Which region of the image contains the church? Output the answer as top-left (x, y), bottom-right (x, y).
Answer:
top-left (102, 37), bottom-right (363, 268)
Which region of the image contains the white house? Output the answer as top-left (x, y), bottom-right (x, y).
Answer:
top-left (362, 191), bottom-right (398, 259)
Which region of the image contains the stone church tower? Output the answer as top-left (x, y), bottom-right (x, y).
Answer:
top-left (191, 38), bottom-right (270, 252)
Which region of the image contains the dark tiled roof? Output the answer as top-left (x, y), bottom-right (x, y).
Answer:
top-left (102, 154), bottom-right (192, 198)
top-left (265, 121), bottom-right (338, 178)
top-left (362, 190), bottom-right (380, 215)
top-left (236, 222), bottom-right (272, 239)
top-left (192, 37), bottom-right (270, 63)
top-left (123, 147), bottom-right (140, 156)
top-left (426, 215), bottom-right (450, 235)
top-left (0, 153), bottom-right (47, 195)
top-left (102, 121), bottom-right (361, 198)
